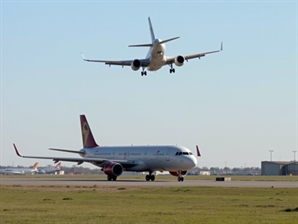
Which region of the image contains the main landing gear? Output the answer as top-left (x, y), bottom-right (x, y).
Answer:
top-left (169, 63), bottom-right (175, 74)
top-left (141, 68), bottom-right (147, 76)
top-left (145, 171), bottom-right (155, 181)
top-left (107, 176), bottom-right (117, 181)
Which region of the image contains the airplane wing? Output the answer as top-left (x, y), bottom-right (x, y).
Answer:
top-left (13, 144), bottom-right (137, 169)
top-left (166, 42), bottom-right (223, 63)
top-left (81, 54), bottom-right (150, 68)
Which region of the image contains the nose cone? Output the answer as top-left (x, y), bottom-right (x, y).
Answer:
top-left (190, 156), bottom-right (198, 167)
top-left (184, 156), bottom-right (197, 169)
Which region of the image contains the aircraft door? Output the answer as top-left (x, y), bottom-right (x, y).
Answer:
top-left (166, 148), bottom-right (171, 161)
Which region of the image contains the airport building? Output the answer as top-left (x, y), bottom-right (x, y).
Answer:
top-left (261, 161), bottom-right (298, 175)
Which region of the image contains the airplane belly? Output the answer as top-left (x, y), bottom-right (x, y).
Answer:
top-left (147, 57), bottom-right (166, 71)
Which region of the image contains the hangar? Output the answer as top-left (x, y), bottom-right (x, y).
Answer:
top-left (261, 161), bottom-right (298, 175)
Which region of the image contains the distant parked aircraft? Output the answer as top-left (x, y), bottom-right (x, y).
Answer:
top-left (37, 162), bottom-right (61, 174)
top-left (82, 17), bottom-right (222, 76)
top-left (0, 162), bottom-right (38, 175)
top-left (14, 115), bottom-right (201, 182)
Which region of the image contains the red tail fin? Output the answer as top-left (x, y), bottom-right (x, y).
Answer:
top-left (55, 162), bottom-right (61, 169)
top-left (80, 115), bottom-right (98, 148)
top-left (196, 145), bottom-right (201, 157)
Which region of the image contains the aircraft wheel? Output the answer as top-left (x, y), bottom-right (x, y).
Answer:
top-left (144, 71), bottom-right (147, 76)
top-left (146, 175), bottom-right (150, 181)
top-left (150, 175), bottom-right (155, 181)
top-left (112, 176), bottom-right (117, 181)
top-left (173, 68), bottom-right (175, 73)
top-left (107, 176), bottom-right (112, 181)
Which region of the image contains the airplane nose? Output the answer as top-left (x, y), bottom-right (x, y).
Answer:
top-left (191, 156), bottom-right (197, 167)
top-left (184, 156), bottom-right (197, 168)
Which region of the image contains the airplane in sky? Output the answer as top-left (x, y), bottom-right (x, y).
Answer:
top-left (13, 115), bottom-right (200, 182)
top-left (82, 17), bottom-right (222, 76)
top-left (37, 162), bottom-right (62, 174)
top-left (0, 162), bottom-right (38, 175)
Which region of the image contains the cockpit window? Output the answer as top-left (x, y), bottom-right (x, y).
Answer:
top-left (183, 152), bottom-right (189, 155)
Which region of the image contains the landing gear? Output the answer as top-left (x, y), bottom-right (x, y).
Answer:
top-left (177, 171), bottom-right (184, 182)
top-left (141, 68), bottom-right (147, 76)
top-left (107, 176), bottom-right (117, 181)
top-left (178, 176), bottom-right (184, 182)
top-left (145, 172), bottom-right (155, 181)
top-left (169, 64), bottom-right (175, 74)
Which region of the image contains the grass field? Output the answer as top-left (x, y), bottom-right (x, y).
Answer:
top-left (0, 177), bottom-right (297, 224)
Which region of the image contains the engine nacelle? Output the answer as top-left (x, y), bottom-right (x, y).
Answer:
top-left (103, 162), bottom-right (123, 177)
top-left (174, 55), bottom-right (185, 67)
top-left (169, 171), bottom-right (188, 177)
top-left (131, 59), bottom-right (141, 71)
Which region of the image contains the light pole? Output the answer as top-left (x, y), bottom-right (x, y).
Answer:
top-left (269, 150), bottom-right (274, 161)
top-left (293, 151), bottom-right (297, 162)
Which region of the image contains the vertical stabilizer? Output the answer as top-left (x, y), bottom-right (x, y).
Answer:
top-left (80, 115), bottom-right (99, 148)
top-left (196, 145), bottom-right (201, 157)
top-left (148, 17), bottom-right (156, 42)
top-left (33, 162), bottom-right (39, 170)
top-left (55, 162), bottom-right (61, 170)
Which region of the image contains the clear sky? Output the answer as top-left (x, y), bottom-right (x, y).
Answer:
top-left (1, 1), bottom-right (297, 169)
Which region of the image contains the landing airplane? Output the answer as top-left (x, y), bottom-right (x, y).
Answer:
top-left (0, 162), bottom-right (38, 175)
top-left (37, 162), bottom-right (61, 174)
top-left (13, 115), bottom-right (200, 182)
top-left (82, 17), bottom-right (222, 76)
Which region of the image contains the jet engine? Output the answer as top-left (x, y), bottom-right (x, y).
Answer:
top-left (131, 59), bottom-right (141, 71)
top-left (174, 55), bottom-right (185, 67)
top-left (169, 171), bottom-right (188, 177)
top-left (103, 162), bottom-right (123, 177)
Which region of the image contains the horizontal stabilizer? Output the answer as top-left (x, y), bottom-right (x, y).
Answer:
top-left (129, 43), bottom-right (153, 47)
top-left (159, 36), bottom-right (180, 44)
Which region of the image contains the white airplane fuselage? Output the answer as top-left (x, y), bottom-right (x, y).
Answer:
top-left (0, 168), bottom-right (36, 175)
top-left (81, 145), bottom-right (196, 172)
top-left (145, 40), bottom-right (167, 71)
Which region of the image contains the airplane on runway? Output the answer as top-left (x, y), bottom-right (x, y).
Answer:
top-left (0, 162), bottom-right (38, 175)
top-left (37, 162), bottom-right (62, 174)
top-left (13, 115), bottom-right (200, 182)
top-left (82, 17), bottom-right (222, 76)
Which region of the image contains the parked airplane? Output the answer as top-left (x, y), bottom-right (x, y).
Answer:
top-left (82, 17), bottom-right (222, 76)
top-left (37, 162), bottom-right (61, 174)
top-left (0, 162), bottom-right (38, 175)
top-left (13, 115), bottom-right (200, 182)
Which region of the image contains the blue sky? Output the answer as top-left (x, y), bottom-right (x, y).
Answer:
top-left (1, 1), bottom-right (297, 169)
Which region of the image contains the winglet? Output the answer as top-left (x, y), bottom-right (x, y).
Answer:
top-left (220, 42), bottom-right (223, 51)
top-left (13, 144), bottom-right (23, 157)
top-left (81, 53), bottom-right (87, 61)
top-left (196, 145), bottom-right (201, 157)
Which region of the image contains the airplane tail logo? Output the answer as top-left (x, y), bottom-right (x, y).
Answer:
top-left (80, 115), bottom-right (98, 148)
top-left (33, 162), bottom-right (39, 170)
top-left (55, 162), bottom-right (61, 170)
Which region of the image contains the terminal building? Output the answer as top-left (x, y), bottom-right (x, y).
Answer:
top-left (261, 161), bottom-right (298, 175)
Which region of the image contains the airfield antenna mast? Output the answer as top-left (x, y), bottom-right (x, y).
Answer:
top-left (293, 151), bottom-right (297, 162)
top-left (269, 150), bottom-right (274, 161)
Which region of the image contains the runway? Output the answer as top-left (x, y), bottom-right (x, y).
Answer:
top-left (0, 177), bottom-right (297, 188)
